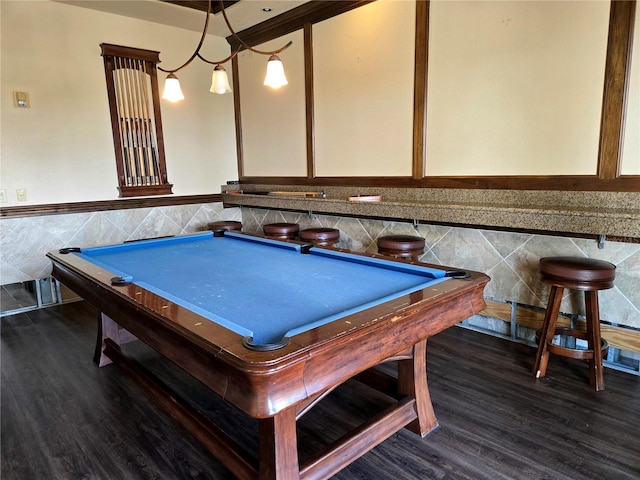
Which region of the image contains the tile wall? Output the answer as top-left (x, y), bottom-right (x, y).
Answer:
top-left (0, 203), bottom-right (242, 285)
top-left (242, 207), bottom-right (640, 331)
top-left (1, 202), bottom-right (638, 365)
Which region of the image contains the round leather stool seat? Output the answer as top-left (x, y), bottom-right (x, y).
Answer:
top-left (299, 228), bottom-right (340, 247)
top-left (263, 223), bottom-right (299, 239)
top-left (539, 256), bottom-right (616, 290)
top-left (533, 256), bottom-right (616, 391)
top-left (207, 221), bottom-right (242, 232)
top-left (377, 235), bottom-right (425, 259)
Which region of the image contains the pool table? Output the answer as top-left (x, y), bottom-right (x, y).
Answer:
top-left (48, 231), bottom-right (489, 480)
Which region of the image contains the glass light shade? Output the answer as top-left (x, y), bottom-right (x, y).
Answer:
top-left (264, 55), bottom-right (288, 89)
top-left (162, 74), bottom-right (185, 102)
top-left (210, 65), bottom-right (232, 94)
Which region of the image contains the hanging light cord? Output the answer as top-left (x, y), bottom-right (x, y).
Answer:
top-left (158, 0), bottom-right (292, 74)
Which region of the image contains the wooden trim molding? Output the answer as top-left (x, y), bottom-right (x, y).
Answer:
top-left (227, 1), bottom-right (373, 51)
top-left (0, 194), bottom-right (223, 219)
top-left (237, 175), bottom-right (640, 191)
top-left (412, 0), bottom-right (429, 180)
top-left (118, 185), bottom-right (174, 198)
top-left (232, 55), bottom-right (244, 179)
top-left (232, 0), bottom-right (639, 192)
top-left (598, 0), bottom-right (636, 179)
top-left (304, 23), bottom-right (315, 180)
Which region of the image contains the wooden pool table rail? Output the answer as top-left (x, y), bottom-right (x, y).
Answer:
top-left (48, 246), bottom-right (488, 480)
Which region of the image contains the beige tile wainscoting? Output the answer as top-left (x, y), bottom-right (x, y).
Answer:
top-left (1, 193), bottom-right (637, 373)
top-left (0, 202), bottom-right (242, 285)
top-left (234, 194), bottom-right (640, 374)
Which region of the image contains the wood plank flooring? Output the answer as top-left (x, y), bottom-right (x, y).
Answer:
top-left (2, 301), bottom-right (639, 479)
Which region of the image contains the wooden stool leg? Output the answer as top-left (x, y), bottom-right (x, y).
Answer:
top-left (585, 291), bottom-right (605, 391)
top-left (533, 285), bottom-right (564, 378)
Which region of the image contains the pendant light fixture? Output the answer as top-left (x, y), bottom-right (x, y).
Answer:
top-left (210, 65), bottom-right (232, 94)
top-left (159, 0), bottom-right (292, 102)
top-left (264, 55), bottom-right (288, 88)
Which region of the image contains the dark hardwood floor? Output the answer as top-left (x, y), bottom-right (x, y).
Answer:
top-left (2, 301), bottom-right (639, 480)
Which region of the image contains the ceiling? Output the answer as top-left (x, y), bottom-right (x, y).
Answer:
top-left (56, 0), bottom-right (310, 36)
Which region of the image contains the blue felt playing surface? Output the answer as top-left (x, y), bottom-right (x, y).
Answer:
top-left (76, 232), bottom-right (449, 345)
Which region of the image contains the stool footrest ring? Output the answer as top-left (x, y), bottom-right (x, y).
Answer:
top-left (535, 327), bottom-right (608, 360)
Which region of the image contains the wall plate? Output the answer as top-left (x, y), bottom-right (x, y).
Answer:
top-left (13, 92), bottom-right (30, 108)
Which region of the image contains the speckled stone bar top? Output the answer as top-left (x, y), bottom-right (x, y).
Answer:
top-left (222, 185), bottom-right (640, 240)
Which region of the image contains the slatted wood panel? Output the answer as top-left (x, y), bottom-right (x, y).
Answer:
top-left (481, 299), bottom-right (640, 353)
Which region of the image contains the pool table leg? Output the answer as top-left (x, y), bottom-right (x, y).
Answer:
top-left (398, 339), bottom-right (439, 436)
top-left (258, 408), bottom-right (300, 480)
top-left (93, 312), bottom-right (137, 368)
top-left (93, 312), bottom-right (120, 367)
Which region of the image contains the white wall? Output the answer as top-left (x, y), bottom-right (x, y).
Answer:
top-left (239, 31), bottom-right (307, 177)
top-left (236, 1), bottom-right (637, 179)
top-left (0, 0), bottom-right (239, 206)
top-left (426, 0), bottom-right (610, 176)
top-left (313, 0), bottom-right (416, 177)
top-left (2, 0), bottom-right (637, 204)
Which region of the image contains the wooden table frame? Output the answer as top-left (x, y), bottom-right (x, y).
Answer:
top-left (49, 246), bottom-right (488, 480)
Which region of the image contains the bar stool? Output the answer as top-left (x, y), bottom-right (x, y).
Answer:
top-left (263, 223), bottom-right (299, 240)
top-left (533, 256), bottom-right (616, 391)
top-left (207, 221), bottom-right (242, 232)
top-left (299, 228), bottom-right (340, 247)
top-left (377, 235), bottom-right (425, 261)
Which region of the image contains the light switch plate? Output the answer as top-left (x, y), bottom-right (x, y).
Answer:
top-left (13, 91), bottom-right (30, 108)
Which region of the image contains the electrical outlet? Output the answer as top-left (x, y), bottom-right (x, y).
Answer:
top-left (16, 189), bottom-right (27, 202)
top-left (0, 189), bottom-right (6, 203)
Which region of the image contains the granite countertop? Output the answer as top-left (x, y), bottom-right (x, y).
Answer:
top-left (222, 186), bottom-right (640, 240)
